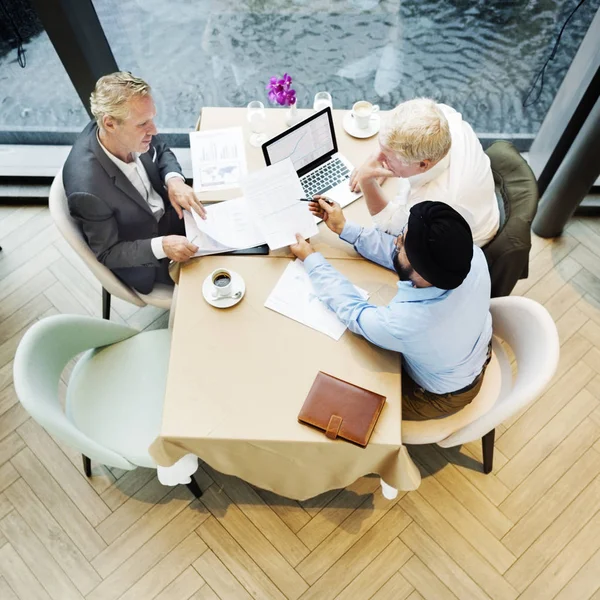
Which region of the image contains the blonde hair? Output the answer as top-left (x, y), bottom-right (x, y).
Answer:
top-left (90, 72), bottom-right (151, 128)
top-left (380, 98), bottom-right (451, 163)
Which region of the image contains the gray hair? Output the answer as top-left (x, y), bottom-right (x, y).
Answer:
top-left (90, 72), bottom-right (151, 128)
top-left (380, 98), bottom-right (451, 163)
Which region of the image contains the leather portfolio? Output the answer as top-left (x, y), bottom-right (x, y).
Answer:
top-left (298, 372), bottom-right (386, 447)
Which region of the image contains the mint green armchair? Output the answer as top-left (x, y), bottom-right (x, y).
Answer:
top-left (13, 315), bottom-right (201, 497)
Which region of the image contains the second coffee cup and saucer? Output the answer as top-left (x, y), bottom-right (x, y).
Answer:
top-left (202, 268), bottom-right (246, 309)
top-left (343, 100), bottom-right (381, 139)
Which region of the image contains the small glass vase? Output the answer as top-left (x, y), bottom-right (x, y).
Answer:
top-left (285, 102), bottom-right (301, 127)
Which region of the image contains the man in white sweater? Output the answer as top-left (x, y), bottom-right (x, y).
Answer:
top-left (349, 98), bottom-right (499, 247)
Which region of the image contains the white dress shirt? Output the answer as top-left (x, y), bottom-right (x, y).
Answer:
top-left (373, 104), bottom-right (499, 247)
top-left (97, 134), bottom-right (184, 259)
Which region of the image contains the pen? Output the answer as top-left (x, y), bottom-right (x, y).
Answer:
top-left (298, 197), bottom-right (333, 204)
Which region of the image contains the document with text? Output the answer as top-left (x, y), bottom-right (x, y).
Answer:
top-left (183, 211), bottom-right (235, 257)
top-left (242, 159), bottom-right (318, 250)
top-left (190, 197), bottom-right (265, 249)
top-left (189, 127), bottom-right (248, 192)
top-left (265, 259), bottom-right (369, 340)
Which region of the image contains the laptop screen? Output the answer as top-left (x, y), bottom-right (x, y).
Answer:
top-left (262, 107), bottom-right (337, 176)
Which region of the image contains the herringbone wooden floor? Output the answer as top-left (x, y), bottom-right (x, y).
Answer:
top-left (1, 203), bottom-right (600, 600)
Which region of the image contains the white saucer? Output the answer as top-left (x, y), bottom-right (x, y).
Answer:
top-left (343, 112), bottom-right (380, 139)
top-left (202, 270), bottom-right (246, 308)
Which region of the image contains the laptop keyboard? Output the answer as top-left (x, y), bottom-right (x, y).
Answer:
top-left (300, 158), bottom-right (350, 198)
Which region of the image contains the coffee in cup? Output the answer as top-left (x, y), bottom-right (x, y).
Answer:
top-left (352, 101), bottom-right (380, 129)
top-left (210, 268), bottom-right (233, 298)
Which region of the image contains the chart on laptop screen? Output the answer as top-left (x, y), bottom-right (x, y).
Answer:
top-left (267, 113), bottom-right (334, 171)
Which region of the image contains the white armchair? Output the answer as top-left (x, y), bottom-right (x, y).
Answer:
top-left (49, 169), bottom-right (173, 319)
top-left (402, 296), bottom-right (560, 473)
top-left (13, 314), bottom-right (202, 496)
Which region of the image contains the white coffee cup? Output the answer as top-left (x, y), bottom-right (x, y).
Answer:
top-left (352, 100), bottom-right (380, 129)
top-left (210, 268), bottom-right (233, 299)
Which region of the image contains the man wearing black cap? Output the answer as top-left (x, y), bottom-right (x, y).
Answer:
top-left (290, 197), bottom-right (493, 420)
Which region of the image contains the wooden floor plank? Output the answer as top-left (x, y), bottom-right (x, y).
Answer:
top-left (16, 420), bottom-right (111, 526)
top-left (197, 516), bottom-right (286, 600)
top-left (3, 478), bottom-right (101, 595)
top-left (88, 499), bottom-right (209, 600)
top-left (155, 566), bottom-right (205, 600)
top-left (298, 504), bottom-right (412, 600)
top-left (504, 474), bottom-right (600, 592)
top-left (297, 486), bottom-right (402, 584)
top-left (335, 537), bottom-right (413, 600)
top-left (0, 542), bottom-right (51, 600)
top-left (400, 555), bottom-right (458, 600)
top-left (499, 418), bottom-right (600, 522)
top-left (200, 485), bottom-right (308, 600)
top-left (193, 550), bottom-right (252, 600)
top-left (206, 467), bottom-right (309, 566)
top-left (496, 361), bottom-right (595, 459)
top-left (400, 493), bottom-right (518, 600)
top-left (370, 571), bottom-right (414, 600)
top-left (502, 447), bottom-right (600, 557)
top-left (118, 532), bottom-right (207, 600)
top-left (519, 508), bottom-right (600, 600)
top-left (400, 523), bottom-right (488, 600)
top-left (0, 511), bottom-right (83, 600)
top-left (496, 389), bottom-right (598, 490)
top-left (297, 476), bottom-right (381, 550)
top-left (10, 448), bottom-right (106, 560)
top-left (91, 485), bottom-right (197, 578)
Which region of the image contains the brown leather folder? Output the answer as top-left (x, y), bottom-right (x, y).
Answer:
top-left (298, 372), bottom-right (386, 447)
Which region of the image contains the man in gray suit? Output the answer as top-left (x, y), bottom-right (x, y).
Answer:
top-left (63, 72), bottom-right (205, 294)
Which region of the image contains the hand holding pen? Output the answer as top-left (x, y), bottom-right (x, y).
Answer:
top-left (302, 196), bottom-right (346, 236)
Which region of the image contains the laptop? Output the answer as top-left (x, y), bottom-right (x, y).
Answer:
top-left (262, 107), bottom-right (361, 208)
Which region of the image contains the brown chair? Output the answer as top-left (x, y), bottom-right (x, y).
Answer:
top-left (482, 141), bottom-right (539, 297)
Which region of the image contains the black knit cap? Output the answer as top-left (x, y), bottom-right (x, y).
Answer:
top-left (404, 201), bottom-right (474, 290)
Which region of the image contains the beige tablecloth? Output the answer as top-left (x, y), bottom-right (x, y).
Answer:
top-left (150, 255), bottom-right (421, 501)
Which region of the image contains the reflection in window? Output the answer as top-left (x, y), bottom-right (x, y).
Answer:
top-left (0, 0), bottom-right (88, 136)
top-left (94, 0), bottom-right (599, 136)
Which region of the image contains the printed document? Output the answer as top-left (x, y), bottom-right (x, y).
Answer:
top-left (265, 259), bottom-right (369, 340)
top-left (190, 197), bottom-right (265, 249)
top-left (242, 159), bottom-right (318, 250)
top-left (183, 211), bottom-right (235, 257)
top-left (189, 128), bottom-right (247, 192)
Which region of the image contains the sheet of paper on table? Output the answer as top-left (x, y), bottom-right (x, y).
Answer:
top-left (183, 211), bottom-right (234, 257)
top-left (265, 259), bottom-right (369, 340)
top-left (189, 127), bottom-right (247, 192)
top-left (191, 197), bottom-right (265, 249)
top-left (242, 158), bottom-right (318, 250)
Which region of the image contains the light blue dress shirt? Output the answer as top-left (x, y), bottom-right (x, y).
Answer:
top-left (302, 222), bottom-right (493, 394)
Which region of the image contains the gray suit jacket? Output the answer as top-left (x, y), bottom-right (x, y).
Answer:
top-left (63, 121), bottom-right (183, 270)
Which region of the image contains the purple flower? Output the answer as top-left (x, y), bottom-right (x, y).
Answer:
top-left (266, 73), bottom-right (296, 107)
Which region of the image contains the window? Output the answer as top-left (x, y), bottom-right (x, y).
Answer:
top-left (0, 0), bottom-right (88, 143)
top-left (92, 0), bottom-right (599, 143)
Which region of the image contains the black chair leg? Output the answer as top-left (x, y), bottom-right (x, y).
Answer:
top-left (102, 288), bottom-right (111, 320)
top-left (186, 475), bottom-right (203, 498)
top-left (482, 429), bottom-right (496, 474)
top-left (82, 455), bottom-right (92, 477)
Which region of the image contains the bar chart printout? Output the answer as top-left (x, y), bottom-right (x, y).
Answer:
top-left (189, 127), bottom-right (248, 191)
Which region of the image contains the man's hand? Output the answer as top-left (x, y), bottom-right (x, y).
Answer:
top-left (349, 152), bottom-right (394, 193)
top-left (289, 233), bottom-right (315, 261)
top-left (308, 196), bottom-right (346, 235)
top-left (162, 235), bottom-right (198, 262)
top-left (166, 177), bottom-right (206, 220)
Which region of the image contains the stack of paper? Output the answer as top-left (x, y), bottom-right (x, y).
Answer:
top-left (185, 158), bottom-right (319, 254)
top-left (265, 259), bottom-right (369, 340)
top-left (184, 197), bottom-right (266, 257)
